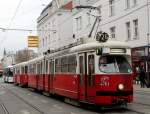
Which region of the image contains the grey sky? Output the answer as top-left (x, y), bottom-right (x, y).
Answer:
top-left (0, 0), bottom-right (51, 58)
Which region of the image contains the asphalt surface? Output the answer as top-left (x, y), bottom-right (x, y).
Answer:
top-left (0, 78), bottom-right (150, 114)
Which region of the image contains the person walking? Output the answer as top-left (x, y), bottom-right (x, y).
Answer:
top-left (139, 66), bottom-right (146, 88)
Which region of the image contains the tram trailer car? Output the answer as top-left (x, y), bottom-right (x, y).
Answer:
top-left (13, 62), bottom-right (28, 87)
top-left (13, 39), bottom-right (133, 107)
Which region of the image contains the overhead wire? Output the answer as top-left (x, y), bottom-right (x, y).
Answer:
top-left (1, 1), bottom-right (149, 37)
top-left (0, 0), bottom-right (23, 48)
top-left (8, 0), bottom-right (23, 28)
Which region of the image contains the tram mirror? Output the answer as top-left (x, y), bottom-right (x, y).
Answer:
top-left (96, 48), bottom-right (103, 55)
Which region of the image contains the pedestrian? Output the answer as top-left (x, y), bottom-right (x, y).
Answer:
top-left (139, 66), bottom-right (146, 88)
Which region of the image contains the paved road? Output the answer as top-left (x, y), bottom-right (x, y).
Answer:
top-left (0, 81), bottom-right (149, 114)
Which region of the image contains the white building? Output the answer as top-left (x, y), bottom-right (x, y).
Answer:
top-left (72, 0), bottom-right (150, 85)
top-left (37, 0), bottom-right (150, 55)
top-left (37, 0), bottom-right (73, 56)
top-left (37, 0), bottom-right (150, 85)
top-left (72, 0), bottom-right (150, 48)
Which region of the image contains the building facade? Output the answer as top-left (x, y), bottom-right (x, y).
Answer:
top-left (72, 0), bottom-right (150, 86)
top-left (37, 0), bottom-right (73, 56)
top-left (37, 0), bottom-right (150, 86)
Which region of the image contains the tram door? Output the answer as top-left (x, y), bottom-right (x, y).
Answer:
top-left (87, 53), bottom-right (95, 102)
top-left (79, 53), bottom-right (87, 101)
top-left (49, 60), bottom-right (54, 93)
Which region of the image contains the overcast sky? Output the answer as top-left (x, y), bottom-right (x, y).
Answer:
top-left (0, 0), bottom-right (51, 58)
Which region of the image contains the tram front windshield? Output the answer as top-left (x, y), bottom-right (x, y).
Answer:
top-left (99, 55), bottom-right (131, 73)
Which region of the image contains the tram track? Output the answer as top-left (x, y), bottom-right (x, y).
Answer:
top-left (126, 108), bottom-right (147, 114)
top-left (0, 102), bottom-right (9, 114)
top-left (1, 85), bottom-right (46, 114)
top-left (1, 83), bottom-right (148, 114)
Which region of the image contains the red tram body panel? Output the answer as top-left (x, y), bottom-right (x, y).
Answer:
top-left (37, 74), bottom-right (45, 91)
top-left (13, 74), bottom-right (17, 84)
top-left (20, 74), bottom-right (28, 86)
top-left (44, 74), bottom-right (50, 92)
top-left (94, 74), bottom-right (133, 105)
top-left (16, 75), bottom-right (21, 85)
top-left (53, 74), bottom-right (79, 99)
top-left (28, 75), bottom-right (37, 89)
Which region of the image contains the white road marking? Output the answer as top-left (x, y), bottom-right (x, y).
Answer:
top-left (33, 96), bottom-right (38, 99)
top-left (20, 110), bottom-right (30, 114)
top-left (27, 93), bottom-right (31, 95)
top-left (53, 104), bottom-right (63, 110)
top-left (71, 112), bottom-right (78, 114)
top-left (41, 99), bottom-right (48, 103)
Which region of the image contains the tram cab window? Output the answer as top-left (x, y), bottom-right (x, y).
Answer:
top-left (99, 55), bottom-right (131, 73)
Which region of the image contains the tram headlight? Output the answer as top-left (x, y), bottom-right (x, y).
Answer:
top-left (118, 84), bottom-right (124, 91)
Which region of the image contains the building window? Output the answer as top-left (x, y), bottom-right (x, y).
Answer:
top-left (87, 13), bottom-right (91, 26)
top-left (125, 0), bottom-right (130, 9)
top-left (126, 22), bottom-right (131, 40)
top-left (133, 0), bottom-right (137, 6)
top-left (133, 19), bottom-right (139, 39)
top-left (46, 37), bottom-right (47, 48)
top-left (110, 26), bottom-right (116, 39)
top-left (43, 39), bottom-right (44, 47)
top-left (76, 16), bottom-right (82, 31)
top-left (109, 0), bottom-right (115, 16)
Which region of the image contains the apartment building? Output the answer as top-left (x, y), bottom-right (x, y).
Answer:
top-left (37, 0), bottom-right (73, 56)
top-left (72, 0), bottom-right (150, 85)
top-left (37, 0), bottom-right (150, 85)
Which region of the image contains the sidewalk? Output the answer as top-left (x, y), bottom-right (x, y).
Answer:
top-left (134, 84), bottom-right (150, 92)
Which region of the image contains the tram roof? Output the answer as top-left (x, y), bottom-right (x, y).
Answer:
top-left (13, 61), bottom-right (28, 67)
top-left (70, 40), bottom-right (130, 53)
top-left (27, 56), bottom-right (44, 64)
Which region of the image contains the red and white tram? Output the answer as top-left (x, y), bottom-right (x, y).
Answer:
top-left (13, 39), bottom-right (133, 106)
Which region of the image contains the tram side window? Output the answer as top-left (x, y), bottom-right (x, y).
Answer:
top-left (79, 56), bottom-right (84, 74)
top-left (40, 62), bottom-right (43, 74)
top-left (61, 57), bottom-right (68, 73)
top-left (49, 61), bottom-right (54, 74)
top-left (55, 59), bottom-right (61, 73)
top-left (25, 66), bottom-right (28, 74)
top-left (33, 64), bottom-right (36, 74)
top-left (68, 55), bottom-right (76, 73)
top-left (21, 67), bottom-right (25, 74)
top-left (37, 63), bottom-right (40, 74)
top-left (28, 64), bottom-right (31, 74)
top-left (45, 60), bottom-right (48, 74)
top-left (79, 56), bottom-right (84, 85)
top-left (29, 64), bottom-right (34, 74)
top-left (17, 68), bottom-right (20, 74)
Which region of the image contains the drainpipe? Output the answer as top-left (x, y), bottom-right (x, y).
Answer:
top-left (146, 0), bottom-right (150, 87)
top-left (147, 0), bottom-right (150, 46)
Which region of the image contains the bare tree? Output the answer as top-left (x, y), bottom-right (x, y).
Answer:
top-left (15, 48), bottom-right (37, 64)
